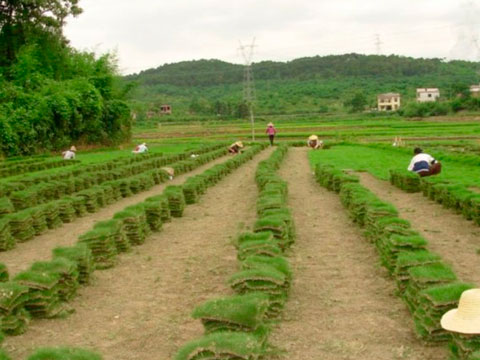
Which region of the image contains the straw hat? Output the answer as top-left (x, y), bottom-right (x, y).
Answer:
top-left (441, 289), bottom-right (480, 334)
top-left (235, 141), bottom-right (244, 148)
top-left (70, 146), bottom-right (77, 152)
top-left (308, 135), bottom-right (319, 141)
top-left (160, 167), bottom-right (175, 176)
top-left (267, 122), bottom-right (274, 127)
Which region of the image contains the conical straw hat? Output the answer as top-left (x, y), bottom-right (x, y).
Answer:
top-left (161, 167), bottom-right (175, 176)
top-left (235, 141), bottom-right (244, 148)
top-left (70, 146), bottom-right (77, 152)
top-left (267, 122), bottom-right (274, 127)
top-left (441, 288), bottom-right (480, 334)
top-left (308, 135), bottom-right (318, 141)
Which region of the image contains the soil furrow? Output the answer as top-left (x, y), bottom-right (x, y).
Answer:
top-left (4, 148), bottom-right (274, 360)
top-left (270, 148), bottom-right (445, 360)
top-left (358, 172), bottom-right (480, 286)
top-left (0, 154), bottom-right (232, 275)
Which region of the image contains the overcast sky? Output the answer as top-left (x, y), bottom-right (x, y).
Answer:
top-left (64, 0), bottom-right (480, 75)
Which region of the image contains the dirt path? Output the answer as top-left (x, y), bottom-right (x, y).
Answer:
top-left (0, 154), bottom-right (234, 275)
top-left (359, 172), bottom-right (480, 286)
top-left (4, 148), bottom-right (273, 360)
top-left (270, 148), bottom-right (445, 360)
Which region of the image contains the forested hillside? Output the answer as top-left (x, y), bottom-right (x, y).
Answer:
top-left (0, 0), bottom-right (132, 156)
top-left (126, 55), bottom-right (480, 120)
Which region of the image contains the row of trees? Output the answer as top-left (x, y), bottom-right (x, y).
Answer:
top-left (0, 0), bottom-right (132, 156)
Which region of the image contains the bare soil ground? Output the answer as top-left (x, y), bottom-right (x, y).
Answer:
top-left (270, 148), bottom-right (446, 360)
top-left (0, 154), bottom-right (234, 275)
top-left (359, 172), bottom-right (480, 286)
top-left (4, 148), bottom-right (274, 360)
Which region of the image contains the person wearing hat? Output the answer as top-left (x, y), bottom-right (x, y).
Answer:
top-left (228, 141), bottom-right (244, 154)
top-left (441, 288), bottom-right (480, 335)
top-left (132, 142), bottom-right (148, 154)
top-left (62, 146), bottom-right (77, 160)
top-left (407, 147), bottom-right (441, 177)
top-left (161, 167), bottom-right (175, 180)
top-left (265, 122), bottom-right (277, 146)
top-left (307, 135), bottom-right (323, 150)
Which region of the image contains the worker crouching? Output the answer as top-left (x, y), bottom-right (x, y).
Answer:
top-left (307, 135), bottom-right (323, 150)
top-left (407, 147), bottom-right (441, 177)
top-left (228, 141), bottom-right (244, 155)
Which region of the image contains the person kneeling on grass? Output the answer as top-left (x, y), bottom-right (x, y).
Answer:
top-left (307, 135), bottom-right (323, 150)
top-left (132, 142), bottom-right (148, 154)
top-left (228, 141), bottom-right (243, 155)
top-left (407, 147), bottom-right (441, 177)
top-left (62, 146), bottom-right (77, 160)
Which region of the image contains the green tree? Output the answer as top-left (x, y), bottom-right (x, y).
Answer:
top-left (0, 0), bottom-right (82, 67)
top-left (343, 92), bottom-right (367, 112)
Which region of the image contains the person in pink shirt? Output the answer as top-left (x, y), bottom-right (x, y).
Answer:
top-left (265, 122), bottom-right (277, 146)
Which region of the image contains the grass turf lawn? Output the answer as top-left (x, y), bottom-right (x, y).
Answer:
top-left (308, 143), bottom-right (480, 187)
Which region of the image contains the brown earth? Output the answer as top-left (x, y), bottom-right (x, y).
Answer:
top-left (0, 154), bottom-right (236, 276)
top-left (4, 147), bottom-right (274, 359)
top-left (358, 172), bottom-right (480, 286)
top-left (269, 148), bottom-right (446, 360)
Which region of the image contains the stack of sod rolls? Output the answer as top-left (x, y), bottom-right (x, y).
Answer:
top-left (389, 169), bottom-right (421, 193)
top-left (164, 186), bottom-right (186, 218)
top-left (176, 145), bottom-right (293, 359)
top-left (314, 161), bottom-right (475, 348)
top-left (450, 335), bottom-right (480, 359)
top-left (0, 218), bottom-right (14, 250)
top-left (24, 347), bottom-right (103, 360)
top-left (413, 283), bottom-right (474, 343)
top-left (52, 244), bottom-right (94, 285)
top-left (0, 282), bottom-right (30, 335)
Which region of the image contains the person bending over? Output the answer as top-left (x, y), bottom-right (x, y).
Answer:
top-left (407, 147), bottom-right (441, 177)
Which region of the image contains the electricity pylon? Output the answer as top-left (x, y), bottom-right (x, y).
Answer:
top-left (239, 38), bottom-right (257, 141)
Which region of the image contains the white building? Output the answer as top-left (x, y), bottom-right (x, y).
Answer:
top-left (377, 93), bottom-right (401, 111)
top-left (470, 85), bottom-right (480, 97)
top-left (416, 88), bottom-right (440, 102)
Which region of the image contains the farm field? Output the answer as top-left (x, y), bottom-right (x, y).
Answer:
top-left (133, 114), bottom-right (480, 144)
top-left (0, 137), bottom-right (480, 359)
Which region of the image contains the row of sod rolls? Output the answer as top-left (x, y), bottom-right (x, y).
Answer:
top-left (0, 143), bottom-right (228, 213)
top-left (0, 146), bottom-right (229, 252)
top-left (0, 144), bottom-right (266, 343)
top-left (0, 158), bottom-right (80, 178)
top-left (315, 162), bottom-right (479, 359)
top-left (0, 143), bottom-right (227, 196)
top-left (389, 171), bottom-right (480, 227)
top-left (0, 346), bottom-right (103, 359)
top-left (175, 145), bottom-right (296, 360)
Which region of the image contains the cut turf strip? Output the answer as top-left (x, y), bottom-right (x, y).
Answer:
top-left (358, 172), bottom-right (480, 286)
top-left (3, 148), bottom-right (275, 360)
top-left (269, 148), bottom-right (446, 360)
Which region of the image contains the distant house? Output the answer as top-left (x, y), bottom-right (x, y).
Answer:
top-left (470, 85), bottom-right (480, 97)
top-left (416, 88), bottom-right (440, 102)
top-left (160, 104), bottom-right (172, 115)
top-left (377, 93), bottom-right (401, 111)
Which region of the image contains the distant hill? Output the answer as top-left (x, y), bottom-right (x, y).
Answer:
top-left (125, 54), bottom-right (480, 118)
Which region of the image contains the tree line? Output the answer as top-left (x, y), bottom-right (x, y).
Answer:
top-left (0, 0), bottom-right (132, 156)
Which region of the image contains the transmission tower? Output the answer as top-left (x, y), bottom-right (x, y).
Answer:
top-left (374, 34), bottom-right (383, 55)
top-left (238, 38), bottom-right (257, 141)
